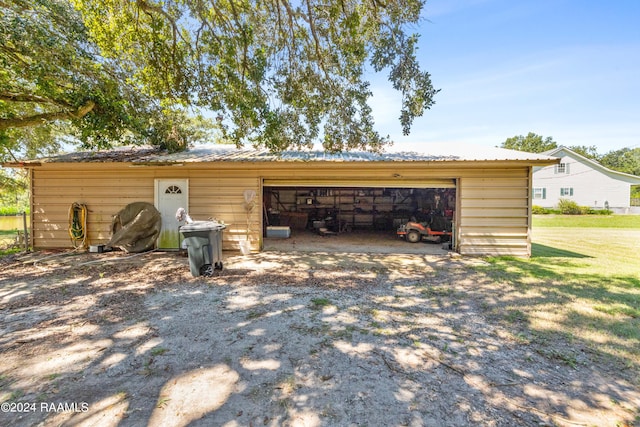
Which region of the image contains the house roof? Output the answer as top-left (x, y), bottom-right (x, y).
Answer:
top-left (542, 146), bottom-right (640, 184)
top-left (4, 143), bottom-right (559, 167)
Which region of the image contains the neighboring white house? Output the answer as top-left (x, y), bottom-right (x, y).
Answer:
top-left (532, 146), bottom-right (640, 213)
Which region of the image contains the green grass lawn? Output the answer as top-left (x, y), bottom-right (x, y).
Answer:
top-left (531, 214), bottom-right (640, 276)
top-left (533, 214), bottom-right (640, 228)
top-left (477, 215), bottom-right (640, 379)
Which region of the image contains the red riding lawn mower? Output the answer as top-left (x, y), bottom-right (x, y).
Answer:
top-left (397, 215), bottom-right (453, 244)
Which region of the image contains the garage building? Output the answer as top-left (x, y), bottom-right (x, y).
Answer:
top-left (5, 144), bottom-right (558, 257)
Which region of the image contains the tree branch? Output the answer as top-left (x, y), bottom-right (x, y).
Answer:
top-left (0, 100), bottom-right (95, 130)
top-left (136, 0), bottom-right (192, 85)
top-left (136, 0), bottom-right (179, 43)
top-left (299, 0), bottom-right (333, 83)
top-left (0, 92), bottom-right (61, 105)
top-left (0, 143), bottom-right (20, 164)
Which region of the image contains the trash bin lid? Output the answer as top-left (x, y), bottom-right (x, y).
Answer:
top-left (179, 221), bottom-right (226, 231)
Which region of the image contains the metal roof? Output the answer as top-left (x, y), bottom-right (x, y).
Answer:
top-left (8, 143), bottom-right (559, 165)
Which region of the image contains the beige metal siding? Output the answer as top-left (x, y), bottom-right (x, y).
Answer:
top-left (458, 169), bottom-right (531, 257)
top-left (29, 161), bottom-right (533, 256)
top-left (188, 173), bottom-right (261, 251)
top-left (31, 168), bottom-right (151, 248)
top-left (30, 165), bottom-right (261, 251)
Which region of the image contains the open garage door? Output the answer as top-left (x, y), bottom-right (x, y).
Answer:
top-left (263, 178), bottom-right (455, 189)
top-left (263, 179), bottom-right (457, 253)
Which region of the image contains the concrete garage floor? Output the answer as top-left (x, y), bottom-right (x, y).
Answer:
top-left (263, 229), bottom-right (450, 255)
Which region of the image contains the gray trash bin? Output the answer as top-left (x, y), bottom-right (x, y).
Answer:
top-left (179, 221), bottom-right (226, 276)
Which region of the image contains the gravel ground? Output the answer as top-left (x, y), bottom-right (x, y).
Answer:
top-left (0, 248), bottom-right (638, 427)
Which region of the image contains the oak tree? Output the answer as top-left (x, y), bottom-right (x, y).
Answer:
top-left (500, 132), bottom-right (557, 153)
top-left (1, 0), bottom-right (228, 158)
top-left (73, 0), bottom-right (438, 152)
top-left (600, 147), bottom-right (640, 176)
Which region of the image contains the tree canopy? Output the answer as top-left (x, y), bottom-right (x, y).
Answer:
top-left (600, 147), bottom-right (640, 177)
top-left (72, 0), bottom-right (437, 152)
top-left (500, 132), bottom-right (557, 153)
top-left (1, 0), bottom-right (437, 156)
top-left (1, 0), bottom-right (217, 159)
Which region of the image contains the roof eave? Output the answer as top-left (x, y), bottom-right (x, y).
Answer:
top-left (551, 146), bottom-right (640, 181)
top-left (3, 158), bottom-right (560, 168)
top-left (2, 161), bottom-right (42, 168)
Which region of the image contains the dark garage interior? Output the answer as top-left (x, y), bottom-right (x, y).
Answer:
top-left (263, 186), bottom-right (456, 252)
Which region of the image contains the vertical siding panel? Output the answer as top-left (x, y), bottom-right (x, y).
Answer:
top-left (189, 175), bottom-right (261, 251)
top-left (31, 167), bottom-right (155, 248)
top-left (458, 168), bottom-right (531, 257)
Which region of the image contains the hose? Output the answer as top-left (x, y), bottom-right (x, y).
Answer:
top-left (68, 202), bottom-right (87, 248)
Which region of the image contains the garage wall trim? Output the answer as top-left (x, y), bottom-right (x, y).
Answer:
top-left (263, 179), bottom-right (455, 188)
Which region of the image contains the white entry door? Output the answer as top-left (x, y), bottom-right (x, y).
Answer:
top-left (155, 179), bottom-right (189, 249)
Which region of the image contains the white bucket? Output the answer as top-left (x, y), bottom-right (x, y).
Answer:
top-left (239, 239), bottom-right (252, 255)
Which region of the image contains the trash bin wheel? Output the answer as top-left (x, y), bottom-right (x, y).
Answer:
top-left (200, 264), bottom-right (214, 276)
top-left (214, 262), bottom-right (223, 270)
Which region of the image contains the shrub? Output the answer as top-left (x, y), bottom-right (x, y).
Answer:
top-left (548, 199), bottom-right (612, 215)
top-left (532, 205), bottom-right (547, 214)
top-left (586, 208), bottom-right (613, 215)
top-left (0, 207), bottom-right (29, 216)
top-left (532, 206), bottom-right (561, 215)
top-left (557, 198), bottom-right (588, 215)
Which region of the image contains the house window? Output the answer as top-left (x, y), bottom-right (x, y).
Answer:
top-left (533, 188), bottom-right (546, 199)
top-left (560, 188), bottom-right (574, 196)
top-left (165, 185), bottom-right (182, 194)
top-left (555, 163), bottom-right (570, 174)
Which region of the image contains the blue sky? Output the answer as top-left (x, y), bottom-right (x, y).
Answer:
top-left (371, 0), bottom-right (640, 153)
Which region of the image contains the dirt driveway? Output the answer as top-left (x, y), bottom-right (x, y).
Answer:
top-left (0, 249), bottom-right (638, 427)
